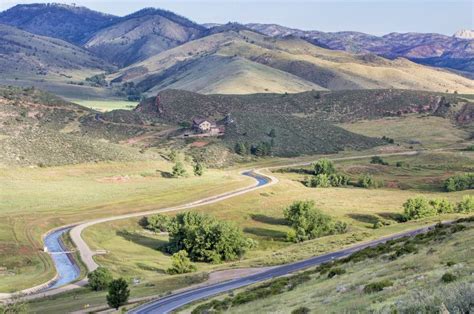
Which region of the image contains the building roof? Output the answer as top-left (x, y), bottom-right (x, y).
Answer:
top-left (192, 117), bottom-right (216, 125)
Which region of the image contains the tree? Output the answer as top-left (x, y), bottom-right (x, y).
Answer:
top-left (167, 250), bottom-right (197, 274)
top-left (403, 196), bottom-right (437, 220)
top-left (429, 198), bottom-right (454, 214)
top-left (370, 156), bottom-right (389, 166)
top-left (234, 142), bottom-right (249, 155)
top-left (283, 200), bottom-right (345, 242)
top-left (88, 267), bottom-right (113, 291)
top-left (172, 161), bottom-right (187, 178)
top-left (193, 161), bottom-right (204, 176)
top-left (166, 212), bottom-right (255, 263)
top-left (145, 214), bottom-right (171, 232)
top-left (313, 159), bottom-right (335, 176)
top-left (456, 195), bottom-right (474, 213)
top-left (443, 173), bottom-right (474, 192)
top-left (107, 278), bottom-right (130, 310)
top-left (358, 174), bottom-right (380, 189)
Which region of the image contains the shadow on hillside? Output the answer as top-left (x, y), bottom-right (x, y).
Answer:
top-left (250, 214), bottom-right (289, 226)
top-left (347, 213), bottom-right (380, 225)
top-left (275, 167), bottom-right (314, 175)
top-left (156, 169), bottom-right (173, 178)
top-left (136, 262), bottom-right (166, 274)
top-left (244, 227), bottom-right (287, 240)
top-left (378, 212), bottom-right (406, 223)
top-left (116, 230), bottom-right (167, 251)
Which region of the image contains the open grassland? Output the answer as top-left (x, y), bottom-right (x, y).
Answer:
top-left (181, 219), bottom-right (474, 314)
top-left (339, 115), bottom-right (471, 149)
top-left (68, 99), bottom-right (137, 112)
top-left (0, 160), bottom-right (251, 292)
top-left (74, 150), bottom-right (473, 311)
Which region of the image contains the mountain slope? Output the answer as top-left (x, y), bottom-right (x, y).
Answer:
top-left (0, 24), bottom-right (113, 80)
top-left (84, 8), bottom-right (206, 66)
top-left (0, 3), bottom-right (118, 44)
top-left (111, 29), bottom-right (474, 94)
top-left (247, 23), bottom-right (474, 78)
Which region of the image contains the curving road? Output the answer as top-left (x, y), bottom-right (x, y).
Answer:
top-left (130, 223), bottom-right (438, 314)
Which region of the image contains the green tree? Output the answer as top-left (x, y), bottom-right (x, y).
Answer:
top-left (370, 156), bottom-right (388, 165)
top-left (107, 278), bottom-right (130, 310)
top-left (88, 267), bottom-right (113, 291)
top-left (312, 159), bottom-right (335, 176)
top-left (443, 173), bottom-right (474, 192)
top-left (429, 198), bottom-right (454, 214)
top-left (358, 174), bottom-right (380, 189)
top-left (167, 250), bottom-right (197, 274)
top-left (456, 195), bottom-right (474, 213)
top-left (145, 214), bottom-right (171, 232)
top-left (193, 162), bottom-right (204, 176)
top-left (172, 161), bottom-right (187, 178)
top-left (403, 196), bottom-right (437, 220)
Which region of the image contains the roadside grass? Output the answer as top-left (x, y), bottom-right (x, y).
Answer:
top-left (338, 115), bottom-right (470, 149)
top-left (0, 160), bottom-right (251, 292)
top-left (80, 150), bottom-right (472, 298)
top-left (68, 99), bottom-right (138, 112)
top-left (180, 219), bottom-right (474, 313)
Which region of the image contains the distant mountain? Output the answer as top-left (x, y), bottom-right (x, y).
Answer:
top-left (110, 29), bottom-right (474, 95)
top-left (454, 29), bottom-right (474, 39)
top-left (0, 3), bottom-right (118, 44)
top-left (247, 24), bottom-right (474, 78)
top-left (0, 24), bottom-right (113, 80)
top-left (84, 8), bottom-right (206, 66)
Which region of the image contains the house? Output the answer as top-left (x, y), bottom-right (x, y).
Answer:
top-left (192, 117), bottom-right (216, 133)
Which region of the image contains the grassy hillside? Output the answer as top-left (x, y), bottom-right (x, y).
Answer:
top-left (110, 30), bottom-right (474, 95)
top-left (0, 24), bottom-right (113, 81)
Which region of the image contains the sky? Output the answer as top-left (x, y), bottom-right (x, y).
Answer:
top-left (0, 0), bottom-right (472, 35)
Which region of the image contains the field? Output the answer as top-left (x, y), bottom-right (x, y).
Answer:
top-left (181, 218), bottom-right (474, 313)
top-left (0, 160), bottom-right (251, 292)
top-left (68, 99), bottom-right (137, 112)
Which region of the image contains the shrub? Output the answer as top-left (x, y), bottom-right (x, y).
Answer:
top-left (429, 198), bottom-right (455, 214)
top-left (363, 279), bottom-right (393, 293)
top-left (167, 250), bottom-right (197, 274)
top-left (403, 196), bottom-right (437, 220)
top-left (305, 173), bottom-right (349, 188)
top-left (292, 307), bottom-right (310, 314)
top-left (145, 214), bottom-right (170, 233)
top-left (441, 272), bottom-right (457, 283)
top-left (327, 267), bottom-right (346, 278)
top-left (107, 278), bottom-right (130, 310)
top-left (88, 267), bottom-right (113, 291)
top-left (443, 173), bottom-right (474, 192)
top-left (193, 162), bottom-right (204, 176)
top-left (311, 174), bottom-right (331, 188)
top-left (370, 156), bottom-right (389, 165)
top-left (328, 173), bottom-right (350, 187)
top-left (172, 161), bottom-right (187, 177)
top-left (313, 159), bottom-right (335, 176)
top-left (358, 174), bottom-right (381, 188)
top-left (456, 195), bottom-right (474, 213)
top-left (167, 212), bottom-right (254, 263)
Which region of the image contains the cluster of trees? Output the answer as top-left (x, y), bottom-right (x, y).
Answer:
top-left (381, 136), bottom-right (395, 144)
top-left (444, 173), bottom-right (474, 192)
top-left (403, 195), bottom-right (474, 221)
top-left (171, 160), bottom-right (204, 178)
top-left (234, 141), bottom-right (273, 157)
top-left (87, 267), bottom-right (130, 310)
top-left (370, 156), bottom-right (389, 166)
top-left (85, 73), bottom-right (107, 87)
top-left (119, 82), bottom-right (142, 101)
top-left (145, 212), bottom-right (255, 264)
top-left (305, 159), bottom-right (349, 188)
top-left (357, 174), bottom-right (382, 189)
top-left (283, 200), bottom-right (348, 243)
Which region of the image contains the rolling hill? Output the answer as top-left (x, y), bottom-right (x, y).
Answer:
top-left (247, 23), bottom-right (474, 78)
top-left (84, 8), bottom-right (206, 66)
top-left (0, 24), bottom-right (114, 81)
top-left (0, 3), bottom-right (118, 44)
top-left (110, 29), bottom-right (474, 95)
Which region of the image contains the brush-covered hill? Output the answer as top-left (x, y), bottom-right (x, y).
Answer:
top-left (0, 24), bottom-right (114, 81)
top-left (84, 8), bottom-right (206, 67)
top-left (247, 23), bottom-right (474, 79)
top-left (111, 29), bottom-right (474, 95)
top-left (0, 86), bottom-right (157, 167)
top-left (0, 3), bottom-right (118, 44)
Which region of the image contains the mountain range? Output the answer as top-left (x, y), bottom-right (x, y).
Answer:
top-left (0, 3), bottom-right (473, 97)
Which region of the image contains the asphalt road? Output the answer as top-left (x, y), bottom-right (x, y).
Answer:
top-left (130, 223), bottom-right (435, 314)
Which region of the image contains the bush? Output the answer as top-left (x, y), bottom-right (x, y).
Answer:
top-left (313, 159), bottom-right (335, 176)
top-left (292, 307), bottom-right (310, 314)
top-left (284, 201), bottom-right (347, 242)
top-left (429, 198), bottom-right (455, 214)
top-left (107, 278), bottom-right (130, 310)
top-left (145, 214), bottom-right (170, 232)
top-left (167, 250), bottom-right (197, 274)
top-left (444, 173), bottom-right (474, 192)
top-left (167, 212), bottom-right (255, 263)
top-left (363, 279), bottom-right (393, 293)
top-left (370, 156), bottom-right (389, 165)
top-left (403, 196), bottom-right (437, 220)
top-left (358, 174), bottom-right (381, 189)
top-left (305, 173), bottom-right (349, 188)
top-left (88, 267), bottom-right (113, 291)
top-left (456, 195), bottom-right (474, 213)
top-left (441, 272), bottom-right (457, 283)
top-left (193, 162), bottom-right (204, 176)
top-left (172, 161), bottom-right (187, 177)
top-left (327, 267), bottom-right (346, 278)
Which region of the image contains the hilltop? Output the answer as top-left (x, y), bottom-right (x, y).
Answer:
top-left (110, 29), bottom-right (474, 95)
top-left (0, 3), bottom-right (118, 44)
top-left (84, 8), bottom-right (206, 66)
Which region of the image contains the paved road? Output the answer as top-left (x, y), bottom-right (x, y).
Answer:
top-left (130, 223), bottom-right (436, 314)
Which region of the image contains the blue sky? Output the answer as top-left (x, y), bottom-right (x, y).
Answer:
top-left (1, 0), bottom-right (472, 35)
